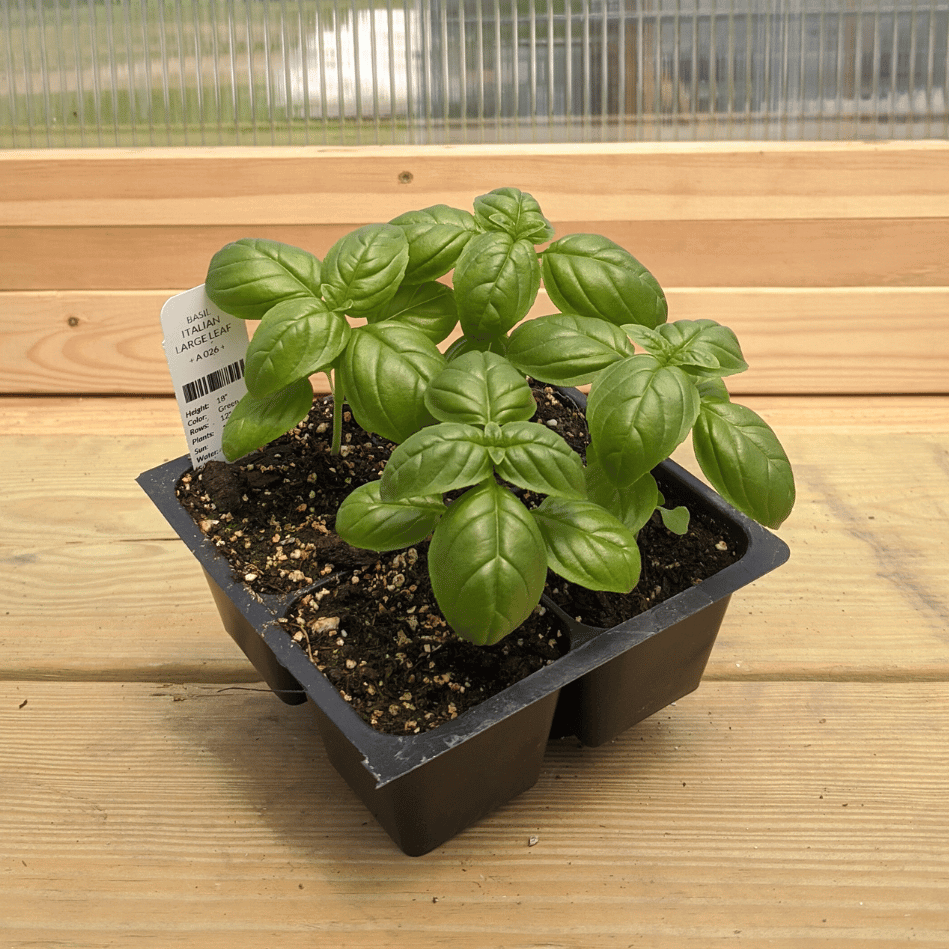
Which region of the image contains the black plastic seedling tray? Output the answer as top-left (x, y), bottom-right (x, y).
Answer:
top-left (139, 444), bottom-right (788, 856)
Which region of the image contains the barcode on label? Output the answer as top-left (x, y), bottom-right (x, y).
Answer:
top-left (182, 359), bottom-right (245, 404)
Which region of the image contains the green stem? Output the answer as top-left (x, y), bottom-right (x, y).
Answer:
top-left (329, 371), bottom-right (344, 456)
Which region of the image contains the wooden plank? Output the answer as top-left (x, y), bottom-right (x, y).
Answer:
top-left (5, 218), bottom-right (949, 291)
top-left (1, 680), bottom-right (946, 947)
top-left (9, 393), bottom-right (949, 435)
top-left (668, 394), bottom-right (949, 679)
top-left (0, 541), bottom-right (258, 683)
top-left (1, 395), bottom-right (186, 435)
top-left (2, 398), bottom-right (948, 680)
top-left (668, 288), bottom-right (949, 395)
top-left (0, 429), bottom-right (258, 681)
top-left (0, 290), bottom-right (176, 394)
top-left (3, 142), bottom-right (948, 226)
top-left (3, 287), bottom-right (948, 395)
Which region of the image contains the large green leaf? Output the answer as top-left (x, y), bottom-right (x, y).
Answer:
top-left (334, 481), bottom-right (445, 552)
top-left (541, 233), bottom-right (667, 329)
top-left (221, 377), bottom-right (313, 462)
top-left (531, 497), bottom-right (641, 593)
top-left (587, 355), bottom-right (701, 488)
top-left (366, 281), bottom-right (458, 343)
top-left (337, 323), bottom-right (446, 443)
top-left (491, 421), bottom-right (586, 499)
top-left (453, 231), bottom-right (540, 343)
top-left (473, 187), bottom-right (555, 243)
top-left (692, 401), bottom-right (796, 528)
top-left (389, 205), bottom-right (479, 284)
top-left (506, 313), bottom-right (634, 386)
top-left (205, 239), bottom-right (322, 320)
top-left (244, 298), bottom-right (350, 397)
top-left (320, 223), bottom-right (409, 318)
top-left (379, 423), bottom-right (492, 501)
top-left (428, 481), bottom-right (548, 646)
top-left (424, 350), bottom-right (535, 426)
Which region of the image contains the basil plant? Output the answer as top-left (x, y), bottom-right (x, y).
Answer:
top-left (204, 187), bottom-right (794, 646)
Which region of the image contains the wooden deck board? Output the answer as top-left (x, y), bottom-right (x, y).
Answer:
top-left (3, 287), bottom-right (948, 396)
top-left (5, 142), bottom-right (948, 226)
top-left (7, 218), bottom-right (949, 292)
top-left (2, 397), bottom-right (947, 682)
top-left (2, 679), bottom-right (946, 947)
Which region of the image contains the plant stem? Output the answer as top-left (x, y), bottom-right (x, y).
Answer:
top-left (329, 371), bottom-right (344, 456)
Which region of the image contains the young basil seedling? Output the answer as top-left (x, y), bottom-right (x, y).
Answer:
top-left (202, 187), bottom-right (795, 648)
top-left (336, 351), bottom-right (639, 645)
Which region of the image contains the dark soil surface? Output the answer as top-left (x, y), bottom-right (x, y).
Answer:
top-left (281, 546), bottom-right (568, 734)
top-left (176, 385), bottom-right (741, 735)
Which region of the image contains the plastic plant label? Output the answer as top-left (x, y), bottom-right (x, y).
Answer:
top-left (161, 285), bottom-right (249, 468)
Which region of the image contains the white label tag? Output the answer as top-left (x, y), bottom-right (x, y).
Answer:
top-left (160, 285), bottom-right (250, 468)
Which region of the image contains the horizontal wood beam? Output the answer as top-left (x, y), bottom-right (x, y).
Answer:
top-left (5, 218), bottom-right (949, 291)
top-left (2, 288), bottom-right (946, 395)
top-left (3, 141), bottom-right (948, 226)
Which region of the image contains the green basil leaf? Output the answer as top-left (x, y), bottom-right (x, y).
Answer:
top-left (658, 505), bottom-right (690, 535)
top-left (585, 447), bottom-right (660, 534)
top-left (587, 355), bottom-right (701, 488)
top-left (205, 239), bottom-right (322, 320)
top-left (334, 481), bottom-right (444, 552)
top-left (542, 233), bottom-right (668, 329)
top-left (429, 481), bottom-right (548, 646)
top-left (389, 205), bottom-right (479, 283)
top-left (692, 401), bottom-right (796, 528)
top-left (627, 319), bottom-right (748, 378)
top-left (366, 281), bottom-right (458, 343)
top-left (244, 298), bottom-right (351, 397)
top-left (444, 335), bottom-right (483, 361)
top-left (482, 421), bottom-right (505, 465)
top-left (337, 322), bottom-right (446, 443)
top-left (320, 223), bottom-right (409, 318)
top-left (531, 497), bottom-right (641, 593)
top-left (444, 335), bottom-right (509, 361)
top-left (473, 187), bottom-right (555, 243)
top-left (379, 423), bottom-right (492, 501)
top-left (493, 421), bottom-right (586, 499)
top-left (506, 313), bottom-right (635, 386)
top-left (425, 350), bottom-right (535, 426)
top-left (221, 377), bottom-right (313, 462)
top-left (453, 231), bottom-right (540, 343)
top-left (622, 323), bottom-right (671, 357)
top-left (697, 376), bottom-right (732, 404)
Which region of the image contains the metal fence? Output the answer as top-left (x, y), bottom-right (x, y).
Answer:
top-left (3, 1), bottom-right (948, 147)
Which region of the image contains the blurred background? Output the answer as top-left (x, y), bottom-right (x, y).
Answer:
top-left (3, 0), bottom-right (947, 147)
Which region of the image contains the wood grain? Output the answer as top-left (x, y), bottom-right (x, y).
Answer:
top-left (4, 287), bottom-right (947, 395)
top-left (3, 142), bottom-right (948, 226)
top-left (0, 290), bottom-right (177, 394)
top-left (668, 288), bottom-right (949, 395)
top-left (7, 394), bottom-right (949, 436)
top-left (2, 398), bottom-right (947, 681)
top-left (1, 680), bottom-right (946, 947)
top-left (6, 218), bottom-right (949, 291)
